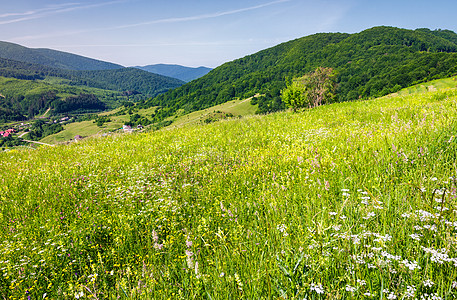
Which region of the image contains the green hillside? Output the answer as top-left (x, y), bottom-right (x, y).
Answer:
top-left (148, 26), bottom-right (457, 120)
top-left (0, 41), bottom-right (123, 70)
top-left (0, 76), bottom-right (128, 122)
top-left (1, 84), bottom-right (457, 298)
top-left (0, 57), bottom-right (184, 97)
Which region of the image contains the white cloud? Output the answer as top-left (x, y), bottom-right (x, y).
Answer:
top-left (0, 1), bottom-right (126, 25)
top-left (113, 0), bottom-right (291, 29)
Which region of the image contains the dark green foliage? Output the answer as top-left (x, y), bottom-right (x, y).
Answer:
top-left (0, 135), bottom-right (25, 148)
top-left (147, 26), bottom-right (457, 120)
top-left (94, 115), bottom-right (111, 127)
top-left (255, 91), bottom-right (285, 114)
top-left (53, 94), bottom-right (105, 113)
top-left (124, 113), bottom-right (152, 127)
top-left (0, 58), bottom-right (184, 97)
top-left (73, 68), bottom-right (184, 96)
top-left (26, 119), bottom-right (63, 141)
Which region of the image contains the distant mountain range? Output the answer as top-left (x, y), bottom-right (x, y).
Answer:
top-left (0, 41), bottom-right (123, 71)
top-left (134, 64), bottom-right (212, 82)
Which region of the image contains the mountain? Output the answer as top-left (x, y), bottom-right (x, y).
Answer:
top-left (134, 64), bottom-right (212, 82)
top-left (0, 57), bottom-right (184, 96)
top-left (0, 41), bottom-right (123, 70)
top-left (147, 26), bottom-right (457, 120)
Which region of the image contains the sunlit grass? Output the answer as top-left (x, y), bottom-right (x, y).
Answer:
top-left (1, 88), bottom-right (457, 299)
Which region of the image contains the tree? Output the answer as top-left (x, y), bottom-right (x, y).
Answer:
top-left (281, 67), bottom-right (337, 111)
top-left (281, 81), bottom-right (306, 112)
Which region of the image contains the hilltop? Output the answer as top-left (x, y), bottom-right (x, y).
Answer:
top-left (147, 26), bottom-right (457, 120)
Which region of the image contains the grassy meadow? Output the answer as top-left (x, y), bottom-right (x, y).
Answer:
top-left (1, 87), bottom-right (457, 299)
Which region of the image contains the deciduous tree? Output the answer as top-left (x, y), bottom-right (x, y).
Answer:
top-left (281, 67), bottom-right (337, 111)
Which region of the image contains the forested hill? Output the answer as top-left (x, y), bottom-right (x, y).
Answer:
top-left (0, 57), bottom-right (184, 96)
top-left (0, 41), bottom-right (123, 71)
top-left (148, 26), bottom-right (457, 118)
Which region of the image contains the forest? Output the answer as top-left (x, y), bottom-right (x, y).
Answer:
top-left (146, 27), bottom-right (457, 119)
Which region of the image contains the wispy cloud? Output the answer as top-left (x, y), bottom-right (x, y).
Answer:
top-left (0, 1), bottom-right (125, 25)
top-left (10, 0), bottom-right (291, 42)
top-left (113, 0), bottom-right (291, 29)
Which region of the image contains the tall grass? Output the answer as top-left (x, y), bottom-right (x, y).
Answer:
top-left (1, 89), bottom-right (457, 299)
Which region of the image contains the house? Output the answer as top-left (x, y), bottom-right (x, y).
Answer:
top-left (74, 135), bottom-right (83, 142)
top-left (123, 125), bottom-right (133, 132)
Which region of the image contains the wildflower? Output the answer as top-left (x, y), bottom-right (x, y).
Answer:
top-left (357, 279), bottom-right (366, 286)
top-left (310, 283), bottom-right (325, 294)
top-left (329, 211), bottom-right (337, 216)
top-left (186, 238), bottom-right (192, 248)
top-left (234, 273), bottom-right (243, 291)
top-left (405, 285), bottom-right (416, 298)
top-left (185, 250), bottom-right (194, 269)
top-left (423, 279), bottom-right (434, 287)
top-left (363, 212), bottom-right (376, 219)
top-left (152, 230), bottom-right (159, 242)
top-left (345, 285), bottom-right (356, 292)
top-left (75, 291), bottom-right (84, 299)
top-left (276, 224), bottom-right (288, 237)
top-left (219, 272), bottom-right (225, 277)
top-left (409, 233), bottom-right (421, 241)
top-left (387, 292), bottom-right (397, 299)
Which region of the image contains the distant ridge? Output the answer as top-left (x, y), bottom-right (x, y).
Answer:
top-left (0, 41), bottom-right (123, 71)
top-left (134, 64), bottom-right (212, 82)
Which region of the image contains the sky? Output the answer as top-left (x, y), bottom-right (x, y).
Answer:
top-left (1, 0), bottom-right (457, 68)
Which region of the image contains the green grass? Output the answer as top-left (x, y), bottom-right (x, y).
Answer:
top-left (41, 107), bottom-right (158, 143)
top-left (41, 100), bottom-right (256, 144)
top-left (1, 87), bottom-right (457, 299)
top-left (397, 76), bottom-right (457, 95)
top-left (169, 98), bottom-right (257, 128)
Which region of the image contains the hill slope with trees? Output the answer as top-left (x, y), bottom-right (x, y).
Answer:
top-left (146, 26), bottom-right (457, 119)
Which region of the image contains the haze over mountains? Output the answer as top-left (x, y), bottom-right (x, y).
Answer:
top-left (0, 41), bottom-right (211, 82)
top-left (134, 64), bottom-right (212, 82)
top-left (0, 41), bottom-right (123, 71)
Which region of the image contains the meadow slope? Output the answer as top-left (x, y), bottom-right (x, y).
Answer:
top-left (1, 88), bottom-right (457, 299)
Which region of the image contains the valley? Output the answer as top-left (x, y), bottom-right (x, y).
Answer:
top-left (1, 26), bottom-right (457, 299)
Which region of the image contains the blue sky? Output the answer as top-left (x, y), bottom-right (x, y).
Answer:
top-left (1, 0), bottom-right (457, 68)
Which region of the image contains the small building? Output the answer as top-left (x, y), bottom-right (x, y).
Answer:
top-left (74, 135), bottom-right (83, 142)
top-left (123, 125), bottom-right (133, 132)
